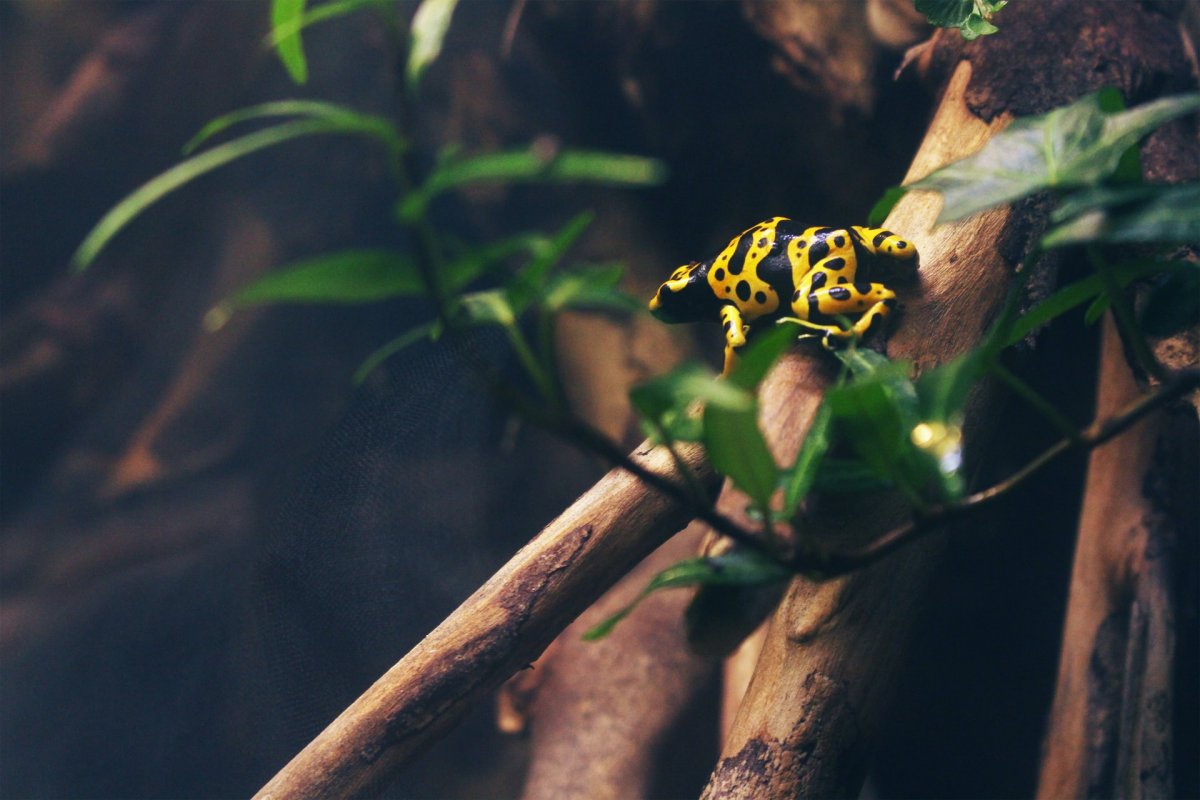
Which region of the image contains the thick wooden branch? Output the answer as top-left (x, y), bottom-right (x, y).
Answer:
top-left (700, 59), bottom-right (1013, 799)
top-left (253, 441), bottom-right (719, 799)
top-left (1036, 317), bottom-right (1185, 799)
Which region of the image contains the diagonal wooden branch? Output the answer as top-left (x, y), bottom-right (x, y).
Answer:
top-left (253, 440), bottom-right (719, 799)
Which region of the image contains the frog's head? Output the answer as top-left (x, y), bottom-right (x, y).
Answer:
top-left (649, 261), bottom-right (714, 323)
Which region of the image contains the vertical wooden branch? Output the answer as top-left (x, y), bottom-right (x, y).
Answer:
top-left (1036, 317), bottom-right (1182, 799)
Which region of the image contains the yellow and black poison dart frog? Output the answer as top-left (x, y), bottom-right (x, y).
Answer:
top-left (648, 217), bottom-right (918, 373)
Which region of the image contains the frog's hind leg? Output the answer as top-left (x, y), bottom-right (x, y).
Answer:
top-left (851, 226), bottom-right (918, 264)
top-left (718, 304), bottom-right (749, 377)
top-left (803, 282), bottom-right (898, 343)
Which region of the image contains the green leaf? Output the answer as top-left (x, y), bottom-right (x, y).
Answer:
top-left (582, 550), bottom-right (791, 641)
top-left (867, 185), bottom-right (907, 226)
top-left (441, 233), bottom-right (546, 295)
top-left (1005, 259), bottom-right (1183, 344)
top-left (726, 322), bottom-right (802, 391)
top-left (1083, 294), bottom-right (1110, 325)
top-left (1043, 184), bottom-right (1200, 247)
top-left (704, 401), bottom-right (779, 513)
top-left (398, 147), bottom-right (668, 221)
top-left (1141, 266), bottom-right (1200, 337)
top-left (780, 400), bottom-right (832, 515)
top-left (913, 92), bottom-right (1200, 223)
top-left (222, 249), bottom-right (424, 312)
top-left (183, 100), bottom-right (404, 155)
top-left (265, 0), bottom-right (387, 50)
top-left (914, 0), bottom-right (1006, 40)
top-left (458, 289), bottom-right (516, 326)
top-left (506, 212), bottom-right (594, 310)
top-left (631, 363), bottom-right (751, 444)
top-left (543, 265), bottom-right (641, 314)
top-left (73, 117), bottom-right (402, 271)
top-left (916, 351), bottom-right (984, 423)
top-left (271, 0), bottom-right (309, 84)
top-left (831, 346), bottom-right (893, 379)
top-left (353, 323), bottom-right (437, 384)
top-left (407, 0), bottom-right (460, 91)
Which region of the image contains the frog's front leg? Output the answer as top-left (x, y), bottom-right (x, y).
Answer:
top-left (719, 304), bottom-right (748, 376)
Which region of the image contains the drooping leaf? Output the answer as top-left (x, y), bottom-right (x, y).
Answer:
top-left (271, 0), bottom-right (309, 84)
top-left (703, 401), bottom-right (779, 514)
top-left (582, 550), bottom-right (791, 641)
top-left (183, 100), bottom-right (403, 155)
top-left (867, 185), bottom-right (908, 226)
top-left (353, 322), bottom-right (438, 384)
top-left (913, 92), bottom-right (1200, 223)
top-left (1043, 184), bottom-right (1200, 247)
top-left (780, 400), bottom-right (833, 516)
top-left (398, 147), bottom-right (668, 221)
top-left (1140, 266), bottom-right (1200, 337)
top-left (73, 117), bottom-right (403, 271)
top-left (406, 0), bottom-right (461, 91)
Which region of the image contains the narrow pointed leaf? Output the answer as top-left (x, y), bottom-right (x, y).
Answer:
top-left (407, 0), bottom-right (460, 90)
top-left (271, 0), bottom-right (309, 84)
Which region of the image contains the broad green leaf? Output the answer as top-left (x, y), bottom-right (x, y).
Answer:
top-left (583, 550), bottom-right (790, 641)
top-left (265, 0), bottom-right (386, 50)
top-left (1043, 184), bottom-right (1200, 247)
top-left (780, 400), bottom-right (832, 515)
top-left (353, 323), bottom-right (438, 384)
top-left (1141, 266), bottom-right (1200, 337)
top-left (704, 402), bottom-right (778, 513)
top-left (271, 0), bottom-right (309, 84)
top-left (913, 92), bottom-right (1200, 223)
top-left (222, 249), bottom-right (423, 311)
top-left (867, 185), bottom-right (907, 226)
top-left (726, 322), bottom-right (802, 391)
top-left (407, 0), bottom-right (460, 91)
top-left (183, 100), bottom-right (404, 155)
top-left (398, 147), bottom-right (668, 221)
top-left (73, 117), bottom-right (401, 271)
top-left (914, 0), bottom-right (1006, 40)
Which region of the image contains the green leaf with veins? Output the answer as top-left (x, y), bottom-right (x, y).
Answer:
top-left (1043, 184), bottom-right (1200, 247)
top-left (913, 92), bottom-right (1200, 223)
